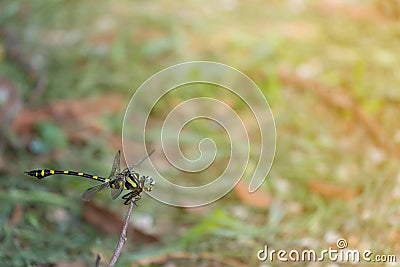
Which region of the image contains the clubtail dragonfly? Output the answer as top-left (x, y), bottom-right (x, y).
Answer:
top-left (25, 150), bottom-right (155, 205)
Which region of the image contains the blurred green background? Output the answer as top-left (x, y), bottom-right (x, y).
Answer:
top-left (1, 0), bottom-right (400, 266)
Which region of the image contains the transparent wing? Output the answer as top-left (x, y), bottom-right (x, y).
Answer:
top-left (81, 182), bottom-right (110, 201)
top-left (108, 150), bottom-right (121, 179)
top-left (111, 185), bottom-right (124, 200)
top-left (129, 148), bottom-right (156, 172)
top-left (110, 177), bottom-right (125, 200)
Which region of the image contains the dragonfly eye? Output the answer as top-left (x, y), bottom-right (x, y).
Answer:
top-left (143, 176), bottom-right (155, 191)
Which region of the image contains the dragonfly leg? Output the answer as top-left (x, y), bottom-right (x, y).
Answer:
top-left (122, 191), bottom-right (135, 205)
top-left (122, 191), bottom-right (142, 205)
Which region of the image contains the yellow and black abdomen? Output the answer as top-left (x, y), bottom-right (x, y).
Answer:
top-left (24, 169), bottom-right (107, 182)
top-left (24, 169), bottom-right (60, 179)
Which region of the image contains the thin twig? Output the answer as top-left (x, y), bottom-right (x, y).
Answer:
top-left (95, 254), bottom-right (101, 267)
top-left (108, 201), bottom-right (135, 267)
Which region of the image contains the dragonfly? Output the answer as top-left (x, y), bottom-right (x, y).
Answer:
top-left (24, 150), bottom-right (155, 205)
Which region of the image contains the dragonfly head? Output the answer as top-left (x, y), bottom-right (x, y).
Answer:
top-left (142, 175), bottom-right (155, 192)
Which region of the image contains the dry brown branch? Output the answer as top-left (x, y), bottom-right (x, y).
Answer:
top-left (95, 254), bottom-right (101, 267)
top-left (108, 201), bottom-right (135, 267)
top-left (278, 70), bottom-right (389, 152)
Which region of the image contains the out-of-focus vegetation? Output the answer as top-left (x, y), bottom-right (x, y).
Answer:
top-left (1, 0), bottom-right (400, 266)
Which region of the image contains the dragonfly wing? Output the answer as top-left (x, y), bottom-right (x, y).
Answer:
top-left (111, 185), bottom-right (123, 200)
top-left (110, 177), bottom-right (125, 200)
top-left (128, 148), bottom-right (155, 172)
top-left (108, 150), bottom-right (121, 179)
top-left (81, 182), bottom-right (110, 201)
